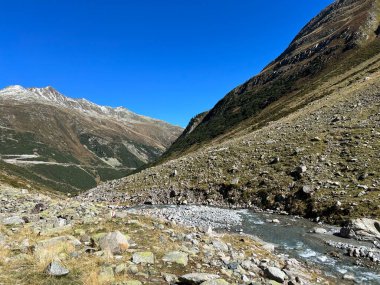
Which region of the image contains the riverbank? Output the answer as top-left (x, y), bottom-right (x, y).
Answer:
top-left (127, 205), bottom-right (380, 284)
top-left (0, 184), bottom-right (334, 285)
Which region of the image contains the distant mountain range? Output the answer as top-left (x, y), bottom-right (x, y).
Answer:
top-left (0, 85), bottom-right (182, 193)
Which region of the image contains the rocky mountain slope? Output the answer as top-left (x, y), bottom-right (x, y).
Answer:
top-left (82, 0), bottom-right (380, 223)
top-left (0, 86), bottom-right (182, 194)
top-left (163, 0), bottom-right (380, 159)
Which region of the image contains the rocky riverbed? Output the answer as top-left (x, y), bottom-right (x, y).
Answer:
top-left (128, 205), bottom-right (380, 284)
top-left (128, 205), bottom-right (243, 230)
top-left (0, 183), bottom-right (336, 285)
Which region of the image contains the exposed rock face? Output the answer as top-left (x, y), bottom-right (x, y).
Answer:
top-left (0, 85), bottom-right (183, 193)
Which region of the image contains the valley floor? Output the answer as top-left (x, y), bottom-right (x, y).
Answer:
top-left (0, 183), bottom-right (344, 285)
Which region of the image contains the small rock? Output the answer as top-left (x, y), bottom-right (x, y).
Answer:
top-left (312, 228), bottom-right (327, 234)
top-left (45, 261), bottom-right (69, 277)
top-left (132, 251), bottom-right (155, 264)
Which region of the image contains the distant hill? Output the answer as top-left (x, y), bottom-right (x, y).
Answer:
top-left (0, 85), bottom-right (183, 194)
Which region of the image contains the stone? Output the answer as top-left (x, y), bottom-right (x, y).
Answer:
top-left (115, 263), bottom-right (127, 275)
top-left (45, 261), bottom-right (69, 276)
top-left (295, 165), bottom-right (307, 174)
top-left (231, 178), bottom-right (239, 185)
top-left (261, 243), bottom-right (275, 252)
top-left (162, 251), bottom-right (188, 266)
top-left (2, 216), bottom-right (25, 226)
top-left (301, 185), bottom-right (314, 195)
top-left (212, 240), bottom-right (229, 252)
top-left (132, 251), bottom-right (155, 264)
top-left (343, 274), bottom-right (355, 281)
top-left (163, 272), bottom-right (179, 284)
top-left (98, 231), bottom-right (129, 254)
top-left (270, 157), bottom-right (280, 164)
top-left (265, 267), bottom-right (287, 283)
top-left (98, 266), bottom-right (115, 283)
top-left (31, 203), bottom-right (46, 214)
top-left (127, 264), bottom-right (139, 275)
top-left (125, 281), bottom-right (142, 285)
top-left (312, 227), bottom-right (327, 234)
top-left (36, 235), bottom-right (81, 250)
top-left (200, 279), bottom-right (230, 285)
top-left (349, 218), bottom-right (380, 239)
top-left (179, 273), bottom-right (220, 284)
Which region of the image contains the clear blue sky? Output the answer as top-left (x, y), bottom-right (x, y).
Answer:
top-left (0, 0), bottom-right (333, 127)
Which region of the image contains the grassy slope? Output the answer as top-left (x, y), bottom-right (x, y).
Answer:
top-left (112, 50), bottom-right (380, 224)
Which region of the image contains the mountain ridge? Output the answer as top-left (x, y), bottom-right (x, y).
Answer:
top-left (0, 85), bottom-right (179, 128)
top-left (0, 85), bottom-right (183, 194)
top-left (162, 0), bottom-right (380, 160)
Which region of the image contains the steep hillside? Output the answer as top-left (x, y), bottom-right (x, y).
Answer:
top-left (163, 0), bottom-right (380, 159)
top-left (0, 86), bottom-right (182, 194)
top-left (82, 0), bottom-right (380, 223)
top-left (83, 49), bottom-right (380, 224)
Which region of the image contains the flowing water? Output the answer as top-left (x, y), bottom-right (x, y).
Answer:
top-left (130, 205), bottom-right (380, 284)
top-left (233, 209), bottom-right (380, 284)
top-left (131, 205), bottom-right (380, 284)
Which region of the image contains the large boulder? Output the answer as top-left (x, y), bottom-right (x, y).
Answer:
top-left (340, 218), bottom-right (380, 240)
top-left (98, 231), bottom-right (129, 254)
top-left (162, 251), bottom-right (188, 266)
top-left (179, 273), bottom-right (220, 284)
top-left (35, 235), bottom-right (81, 260)
top-left (265, 267), bottom-right (287, 283)
top-left (2, 216), bottom-right (25, 226)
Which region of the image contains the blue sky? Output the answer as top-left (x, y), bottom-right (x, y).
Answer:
top-left (0, 0), bottom-right (333, 127)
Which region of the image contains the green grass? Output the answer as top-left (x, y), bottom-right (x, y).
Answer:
top-left (162, 37), bottom-right (380, 162)
top-left (30, 165), bottom-right (97, 191)
top-left (0, 129), bottom-right (80, 164)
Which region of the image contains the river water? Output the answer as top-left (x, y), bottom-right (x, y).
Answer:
top-left (130, 205), bottom-right (380, 284)
top-left (234, 209), bottom-right (380, 284)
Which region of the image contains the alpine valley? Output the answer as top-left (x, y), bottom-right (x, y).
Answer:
top-left (1, 0), bottom-right (380, 285)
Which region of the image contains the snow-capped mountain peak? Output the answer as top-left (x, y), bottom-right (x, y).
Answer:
top-left (0, 85), bottom-right (164, 124)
